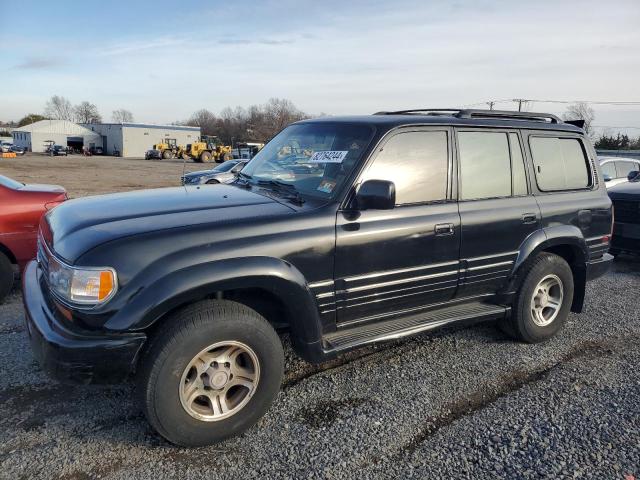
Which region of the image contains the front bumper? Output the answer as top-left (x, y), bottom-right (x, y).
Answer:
top-left (22, 261), bottom-right (146, 384)
top-left (586, 253), bottom-right (614, 281)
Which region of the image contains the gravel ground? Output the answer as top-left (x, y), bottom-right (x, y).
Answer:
top-left (0, 256), bottom-right (638, 479)
top-left (1, 153), bottom-right (207, 198)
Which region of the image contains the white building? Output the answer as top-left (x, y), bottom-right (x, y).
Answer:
top-left (84, 123), bottom-right (201, 158)
top-left (12, 120), bottom-right (102, 153)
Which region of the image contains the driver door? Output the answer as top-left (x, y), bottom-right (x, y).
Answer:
top-left (334, 127), bottom-right (461, 327)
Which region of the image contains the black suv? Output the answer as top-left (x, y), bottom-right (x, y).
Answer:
top-left (24, 109), bottom-right (613, 446)
top-left (608, 171), bottom-right (640, 255)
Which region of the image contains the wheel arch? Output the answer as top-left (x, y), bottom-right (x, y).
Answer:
top-left (105, 256), bottom-right (325, 362)
top-left (0, 242), bottom-right (17, 265)
top-left (508, 226), bottom-right (589, 313)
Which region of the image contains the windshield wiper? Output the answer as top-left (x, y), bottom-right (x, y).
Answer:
top-left (256, 179), bottom-right (305, 205)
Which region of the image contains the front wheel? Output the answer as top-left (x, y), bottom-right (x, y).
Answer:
top-left (501, 253), bottom-right (574, 343)
top-left (138, 300), bottom-right (284, 447)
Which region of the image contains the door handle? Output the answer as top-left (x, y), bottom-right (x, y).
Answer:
top-left (521, 213), bottom-right (537, 224)
top-left (435, 223), bottom-right (455, 236)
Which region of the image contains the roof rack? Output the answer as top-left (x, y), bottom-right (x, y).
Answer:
top-left (373, 108), bottom-right (562, 124)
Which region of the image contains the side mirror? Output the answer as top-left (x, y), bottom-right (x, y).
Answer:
top-left (356, 180), bottom-right (395, 210)
top-left (628, 171), bottom-right (639, 181)
top-left (603, 174), bottom-right (612, 182)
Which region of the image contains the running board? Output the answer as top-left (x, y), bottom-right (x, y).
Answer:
top-left (324, 302), bottom-right (508, 352)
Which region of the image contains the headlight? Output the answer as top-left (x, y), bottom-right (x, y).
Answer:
top-left (47, 253), bottom-right (117, 305)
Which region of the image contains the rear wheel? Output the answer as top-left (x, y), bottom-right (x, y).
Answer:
top-left (222, 152), bottom-right (232, 161)
top-left (0, 252), bottom-right (14, 303)
top-left (162, 150), bottom-right (172, 160)
top-left (501, 253), bottom-right (574, 343)
top-left (138, 300), bottom-right (284, 447)
top-left (200, 151), bottom-right (212, 163)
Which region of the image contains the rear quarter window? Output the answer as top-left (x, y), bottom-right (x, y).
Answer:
top-left (529, 136), bottom-right (591, 191)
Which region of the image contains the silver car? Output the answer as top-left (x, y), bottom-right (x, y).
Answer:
top-left (181, 160), bottom-right (248, 185)
top-left (600, 156), bottom-right (640, 188)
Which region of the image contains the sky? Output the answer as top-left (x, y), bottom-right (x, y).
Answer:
top-left (1, 0), bottom-right (640, 135)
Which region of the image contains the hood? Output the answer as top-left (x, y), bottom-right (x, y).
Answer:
top-left (184, 169), bottom-right (215, 178)
top-left (19, 183), bottom-right (66, 193)
top-left (46, 184), bottom-right (294, 262)
top-left (608, 180), bottom-right (640, 200)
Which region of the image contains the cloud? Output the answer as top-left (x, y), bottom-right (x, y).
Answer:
top-left (14, 58), bottom-right (64, 70)
top-left (98, 36), bottom-right (186, 56)
top-left (217, 37), bottom-right (295, 46)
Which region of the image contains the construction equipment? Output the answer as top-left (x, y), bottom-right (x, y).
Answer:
top-left (152, 138), bottom-right (187, 160)
top-left (185, 135), bottom-right (233, 163)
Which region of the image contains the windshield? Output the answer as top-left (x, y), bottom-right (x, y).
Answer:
top-left (240, 122), bottom-right (375, 200)
top-left (0, 175), bottom-right (24, 189)
top-left (212, 161), bottom-right (239, 173)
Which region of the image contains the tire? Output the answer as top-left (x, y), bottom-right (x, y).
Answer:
top-left (205, 179), bottom-right (220, 185)
top-left (200, 151), bottom-right (212, 163)
top-left (138, 300), bottom-right (284, 447)
top-left (0, 252), bottom-right (14, 303)
top-left (222, 152), bottom-right (232, 161)
top-left (162, 150), bottom-right (172, 160)
top-left (501, 253), bottom-right (574, 343)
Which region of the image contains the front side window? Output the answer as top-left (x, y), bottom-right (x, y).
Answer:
top-left (530, 137), bottom-right (591, 191)
top-left (600, 162), bottom-right (616, 179)
top-left (360, 130), bottom-right (448, 205)
top-left (240, 122), bottom-right (375, 200)
top-left (458, 131), bottom-right (511, 200)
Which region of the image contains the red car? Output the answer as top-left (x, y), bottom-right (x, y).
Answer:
top-left (0, 175), bottom-right (67, 301)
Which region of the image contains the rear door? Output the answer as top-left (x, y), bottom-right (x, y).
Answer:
top-left (455, 129), bottom-right (540, 298)
top-left (334, 127), bottom-right (460, 327)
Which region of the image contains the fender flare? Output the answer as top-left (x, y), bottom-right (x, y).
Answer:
top-left (506, 226), bottom-right (588, 312)
top-left (104, 256), bottom-right (324, 348)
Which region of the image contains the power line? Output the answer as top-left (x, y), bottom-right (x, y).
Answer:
top-left (464, 99), bottom-right (640, 108)
top-left (593, 125), bottom-right (640, 130)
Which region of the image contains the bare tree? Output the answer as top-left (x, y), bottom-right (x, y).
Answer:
top-left (74, 101), bottom-right (102, 124)
top-left (44, 95), bottom-right (74, 121)
top-left (112, 109), bottom-right (134, 123)
top-left (186, 109), bottom-right (218, 136)
top-left (563, 102), bottom-right (595, 136)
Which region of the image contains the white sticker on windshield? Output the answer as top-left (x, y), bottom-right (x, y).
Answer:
top-left (309, 151), bottom-right (348, 163)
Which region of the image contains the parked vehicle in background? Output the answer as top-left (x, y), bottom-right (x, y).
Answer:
top-left (599, 156), bottom-right (640, 188)
top-left (181, 160), bottom-right (248, 185)
top-left (90, 146), bottom-right (103, 155)
top-left (51, 145), bottom-right (68, 156)
top-left (608, 172), bottom-right (640, 256)
top-left (23, 109), bottom-right (613, 447)
top-left (184, 135), bottom-right (233, 163)
top-left (10, 145), bottom-right (26, 155)
top-left (1, 142), bottom-right (13, 153)
top-left (0, 175), bottom-right (66, 302)
top-left (145, 148), bottom-right (162, 160)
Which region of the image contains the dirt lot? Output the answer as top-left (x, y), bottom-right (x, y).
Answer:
top-left (1, 153), bottom-right (207, 197)
top-left (1, 154), bottom-right (639, 479)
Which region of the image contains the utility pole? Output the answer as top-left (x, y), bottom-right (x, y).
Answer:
top-left (486, 101), bottom-right (495, 110)
top-left (512, 98), bottom-right (528, 112)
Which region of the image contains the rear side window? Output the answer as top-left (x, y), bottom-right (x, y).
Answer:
top-left (458, 131), bottom-right (512, 200)
top-left (363, 130), bottom-right (448, 204)
top-left (529, 137), bottom-right (591, 191)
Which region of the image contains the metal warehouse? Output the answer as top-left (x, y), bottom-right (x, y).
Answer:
top-left (12, 120), bottom-right (102, 153)
top-left (84, 123), bottom-right (201, 158)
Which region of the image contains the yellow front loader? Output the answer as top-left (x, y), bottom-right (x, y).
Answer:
top-left (185, 135), bottom-right (233, 163)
